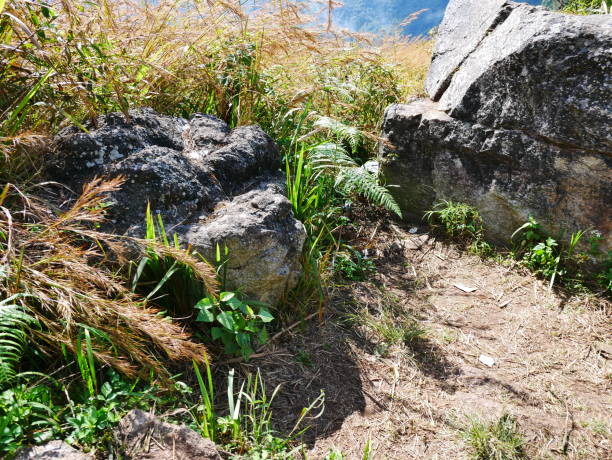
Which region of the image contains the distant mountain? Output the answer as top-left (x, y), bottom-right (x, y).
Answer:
top-left (332, 0), bottom-right (543, 36)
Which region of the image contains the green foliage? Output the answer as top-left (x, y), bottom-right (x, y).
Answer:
top-left (195, 293), bottom-right (274, 360)
top-left (0, 295), bottom-right (38, 387)
top-left (62, 334), bottom-right (158, 449)
top-left (513, 218), bottom-right (563, 282)
top-left (130, 205), bottom-right (211, 316)
top-left (347, 301), bottom-right (426, 353)
top-left (65, 369), bottom-right (155, 448)
top-left (309, 142), bottom-right (401, 217)
top-left (461, 413), bottom-right (526, 460)
top-left (561, 0), bottom-right (611, 14)
top-left (0, 383), bottom-right (59, 455)
top-left (424, 201), bottom-right (485, 243)
top-left (335, 248), bottom-right (375, 281)
top-left (313, 60), bottom-right (401, 140)
top-left (322, 440), bottom-right (373, 460)
top-left (0, 365), bottom-right (156, 457)
top-left (510, 217), bottom-right (610, 291)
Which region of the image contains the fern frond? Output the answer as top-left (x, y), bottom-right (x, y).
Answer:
top-left (309, 142), bottom-right (358, 173)
top-left (313, 116), bottom-right (362, 153)
top-left (0, 296), bottom-right (38, 386)
top-left (336, 167), bottom-right (402, 218)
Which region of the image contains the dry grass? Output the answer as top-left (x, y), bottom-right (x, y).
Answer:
top-left (0, 176), bottom-right (216, 379)
top-left (0, 0), bottom-right (430, 139)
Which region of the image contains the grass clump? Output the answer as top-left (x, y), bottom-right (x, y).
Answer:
top-left (424, 200), bottom-right (493, 256)
top-left (424, 200), bottom-right (485, 243)
top-left (561, 0), bottom-right (611, 14)
top-left (512, 217), bottom-right (611, 292)
top-left (0, 178), bottom-right (213, 380)
top-left (348, 302), bottom-right (426, 354)
top-left (461, 413), bottom-right (526, 460)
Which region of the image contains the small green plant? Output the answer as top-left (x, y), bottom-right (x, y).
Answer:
top-left (348, 304), bottom-right (426, 348)
top-left (0, 383), bottom-right (60, 455)
top-left (510, 218), bottom-right (610, 290)
top-left (192, 358), bottom-right (218, 442)
top-left (561, 0), bottom-right (611, 14)
top-left (335, 248), bottom-right (375, 281)
top-left (309, 142), bottom-right (402, 217)
top-left (512, 218), bottom-right (565, 287)
top-left (424, 201), bottom-right (485, 243)
top-left (461, 413), bottom-right (526, 460)
top-left (322, 440), bottom-right (373, 460)
top-left (195, 293), bottom-right (274, 359)
top-left (295, 349), bottom-right (314, 367)
top-left (64, 333), bottom-right (157, 449)
top-left (192, 359), bottom-right (324, 455)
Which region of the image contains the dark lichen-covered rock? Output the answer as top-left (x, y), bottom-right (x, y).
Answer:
top-left (383, 0), bottom-right (611, 249)
top-left (48, 108), bottom-right (305, 305)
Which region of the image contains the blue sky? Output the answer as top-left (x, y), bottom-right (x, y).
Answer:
top-left (333, 0), bottom-right (542, 36)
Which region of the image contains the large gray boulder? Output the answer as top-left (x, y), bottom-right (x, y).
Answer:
top-left (436, 3), bottom-right (611, 152)
top-left (48, 108), bottom-right (306, 305)
top-left (382, 0), bottom-right (611, 248)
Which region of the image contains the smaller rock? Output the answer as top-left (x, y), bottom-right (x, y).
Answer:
top-left (117, 409), bottom-right (222, 460)
top-left (14, 440), bottom-right (90, 459)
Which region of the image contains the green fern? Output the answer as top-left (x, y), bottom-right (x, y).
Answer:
top-left (0, 295), bottom-right (38, 386)
top-left (308, 142), bottom-right (402, 217)
top-left (336, 167), bottom-right (402, 217)
top-left (313, 117), bottom-right (362, 153)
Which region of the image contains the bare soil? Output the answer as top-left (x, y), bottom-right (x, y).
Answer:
top-left (244, 215), bottom-right (611, 459)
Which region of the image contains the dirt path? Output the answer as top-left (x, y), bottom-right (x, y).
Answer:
top-left (248, 217), bottom-right (611, 459)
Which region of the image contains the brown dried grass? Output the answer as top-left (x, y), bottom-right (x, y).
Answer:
top-left (0, 176), bottom-right (216, 379)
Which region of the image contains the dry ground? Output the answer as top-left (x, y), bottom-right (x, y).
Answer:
top-left (243, 215), bottom-right (611, 459)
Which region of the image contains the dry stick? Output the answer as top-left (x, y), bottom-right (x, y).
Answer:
top-left (549, 389), bottom-right (575, 455)
top-left (216, 311), bottom-right (320, 366)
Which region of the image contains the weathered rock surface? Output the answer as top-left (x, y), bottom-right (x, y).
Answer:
top-left (436, 2), bottom-right (611, 152)
top-left (383, 0), bottom-right (611, 247)
top-left (117, 410), bottom-right (221, 460)
top-left (14, 440), bottom-right (90, 459)
top-left (425, 0), bottom-right (514, 101)
top-left (48, 108), bottom-right (306, 304)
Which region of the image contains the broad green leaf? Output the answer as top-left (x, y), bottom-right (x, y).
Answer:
top-left (258, 327), bottom-right (269, 344)
top-left (258, 308), bottom-right (274, 323)
top-left (195, 298), bottom-right (214, 309)
top-left (196, 309), bottom-right (214, 323)
top-left (220, 292), bottom-right (235, 302)
top-left (236, 332), bottom-right (250, 348)
top-left (216, 311), bottom-right (236, 330)
top-left (211, 327), bottom-right (223, 340)
top-left (226, 297), bottom-right (243, 311)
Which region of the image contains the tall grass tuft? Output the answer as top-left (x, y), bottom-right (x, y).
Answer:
top-left (0, 177), bottom-right (215, 379)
